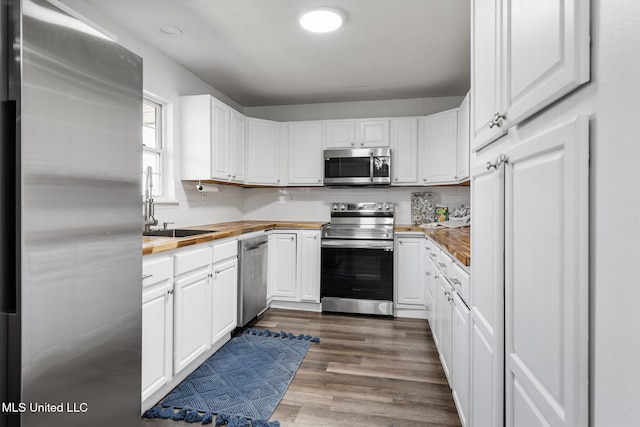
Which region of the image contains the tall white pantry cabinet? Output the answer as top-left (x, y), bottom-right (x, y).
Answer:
top-left (469, 0), bottom-right (590, 426)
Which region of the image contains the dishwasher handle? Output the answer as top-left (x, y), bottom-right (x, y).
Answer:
top-left (243, 240), bottom-right (268, 251)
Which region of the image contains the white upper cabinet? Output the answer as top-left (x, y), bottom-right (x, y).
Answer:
top-left (180, 95), bottom-right (245, 183)
top-left (246, 118), bottom-right (283, 185)
top-left (211, 100), bottom-right (231, 180)
top-left (457, 92), bottom-right (470, 181)
top-left (324, 120), bottom-right (356, 148)
top-left (391, 118), bottom-right (419, 185)
top-left (471, 0), bottom-right (590, 151)
top-left (421, 108), bottom-right (458, 184)
top-left (471, 0), bottom-right (505, 151)
top-left (502, 0), bottom-right (590, 128)
top-left (229, 110), bottom-right (246, 183)
top-left (324, 119), bottom-right (389, 149)
top-left (287, 122), bottom-right (323, 185)
top-left (357, 119), bottom-right (390, 147)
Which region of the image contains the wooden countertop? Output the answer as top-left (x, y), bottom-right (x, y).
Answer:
top-left (395, 224), bottom-right (471, 267)
top-left (143, 220), bottom-right (328, 256)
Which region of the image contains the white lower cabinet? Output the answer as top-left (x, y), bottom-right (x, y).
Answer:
top-left (299, 230), bottom-right (321, 303)
top-left (211, 254), bottom-right (238, 344)
top-left (173, 246), bottom-right (213, 374)
top-left (470, 116), bottom-right (589, 427)
top-left (452, 292), bottom-right (470, 427)
top-left (435, 275), bottom-right (454, 385)
top-left (268, 229), bottom-right (321, 305)
top-left (142, 255), bottom-right (173, 402)
top-left (268, 233), bottom-right (298, 301)
top-left (395, 236), bottom-right (425, 307)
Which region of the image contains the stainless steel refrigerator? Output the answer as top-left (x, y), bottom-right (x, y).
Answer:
top-left (1, 0), bottom-right (143, 425)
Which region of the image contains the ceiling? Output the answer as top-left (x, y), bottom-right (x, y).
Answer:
top-left (82, 0), bottom-right (470, 107)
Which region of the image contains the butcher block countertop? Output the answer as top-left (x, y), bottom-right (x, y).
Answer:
top-left (143, 220), bottom-right (328, 256)
top-left (395, 224), bottom-right (471, 267)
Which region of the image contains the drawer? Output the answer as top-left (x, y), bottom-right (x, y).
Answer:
top-left (213, 239), bottom-right (237, 264)
top-left (143, 255), bottom-right (172, 288)
top-left (174, 246), bottom-right (211, 276)
top-left (452, 262), bottom-right (470, 306)
top-left (426, 241), bottom-right (440, 267)
top-left (438, 251), bottom-right (454, 278)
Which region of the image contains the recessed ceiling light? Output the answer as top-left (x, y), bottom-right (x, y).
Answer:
top-left (158, 24), bottom-right (183, 37)
top-left (299, 8), bottom-right (344, 33)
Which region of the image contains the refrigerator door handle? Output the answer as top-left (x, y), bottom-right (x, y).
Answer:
top-left (0, 100), bottom-right (17, 314)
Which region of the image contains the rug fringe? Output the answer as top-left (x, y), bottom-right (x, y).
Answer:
top-left (245, 328), bottom-right (320, 343)
top-left (143, 407), bottom-right (280, 426)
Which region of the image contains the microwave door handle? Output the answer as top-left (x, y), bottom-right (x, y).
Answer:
top-left (369, 151), bottom-right (374, 182)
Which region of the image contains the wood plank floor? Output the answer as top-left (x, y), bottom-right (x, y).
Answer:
top-left (142, 309), bottom-right (461, 427)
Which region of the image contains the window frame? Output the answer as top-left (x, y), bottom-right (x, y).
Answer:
top-left (143, 97), bottom-right (164, 198)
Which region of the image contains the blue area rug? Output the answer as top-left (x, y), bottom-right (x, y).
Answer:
top-left (144, 329), bottom-right (319, 426)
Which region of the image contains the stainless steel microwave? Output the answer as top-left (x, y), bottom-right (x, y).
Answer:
top-left (323, 148), bottom-right (391, 186)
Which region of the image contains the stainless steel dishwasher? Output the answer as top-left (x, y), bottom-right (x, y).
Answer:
top-left (237, 234), bottom-right (269, 327)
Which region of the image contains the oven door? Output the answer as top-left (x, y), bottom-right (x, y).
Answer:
top-left (320, 239), bottom-right (394, 301)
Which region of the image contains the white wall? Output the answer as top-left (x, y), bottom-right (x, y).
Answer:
top-left (243, 186), bottom-right (470, 224)
top-left (591, 0), bottom-right (640, 425)
top-left (60, 0), bottom-right (246, 228)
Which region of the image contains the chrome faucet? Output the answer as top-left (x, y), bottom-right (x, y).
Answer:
top-left (143, 166), bottom-right (158, 232)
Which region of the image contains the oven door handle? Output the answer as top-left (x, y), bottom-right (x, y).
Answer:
top-left (321, 239), bottom-right (394, 251)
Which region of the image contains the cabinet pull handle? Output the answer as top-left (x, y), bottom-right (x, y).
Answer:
top-left (167, 289), bottom-right (173, 295)
top-left (448, 296), bottom-right (454, 302)
top-left (451, 278), bottom-right (461, 285)
top-left (488, 111), bottom-right (506, 129)
top-left (425, 271), bottom-right (432, 276)
top-left (142, 274), bottom-right (153, 280)
top-left (444, 291), bottom-right (450, 296)
top-left (438, 262), bottom-right (447, 268)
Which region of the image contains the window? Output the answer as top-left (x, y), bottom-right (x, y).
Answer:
top-left (142, 98), bottom-right (163, 197)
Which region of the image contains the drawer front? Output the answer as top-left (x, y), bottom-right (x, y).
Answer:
top-left (174, 246), bottom-right (212, 276)
top-left (213, 239), bottom-right (238, 264)
top-left (452, 262), bottom-right (470, 306)
top-left (143, 255), bottom-right (172, 288)
top-left (426, 240), bottom-right (441, 268)
top-left (438, 251), bottom-right (454, 278)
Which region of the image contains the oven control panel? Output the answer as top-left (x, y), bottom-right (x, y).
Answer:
top-left (330, 202), bottom-right (394, 213)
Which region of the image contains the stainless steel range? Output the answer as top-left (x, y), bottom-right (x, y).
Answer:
top-left (321, 202), bottom-right (395, 316)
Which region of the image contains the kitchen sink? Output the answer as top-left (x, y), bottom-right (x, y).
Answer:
top-left (143, 229), bottom-right (217, 238)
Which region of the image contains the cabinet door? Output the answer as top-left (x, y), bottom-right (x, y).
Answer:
top-left (212, 258), bottom-right (238, 343)
top-left (504, 117), bottom-right (588, 427)
top-left (180, 95), bottom-right (213, 180)
top-left (470, 156), bottom-right (505, 427)
top-left (173, 268), bottom-right (211, 373)
top-left (395, 237), bottom-right (425, 306)
top-left (391, 118), bottom-right (419, 185)
top-left (288, 122), bottom-right (323, 185)
top-left (324, 120), bottom-right (356, 148)
top-left (452, 292), bottom-right (470, 427)
top-left (141, 275), bottom-right (173, 401)
top-left (422, 109), bottom-right (458, 184)
top-left (246, 118), bottom-right (281, 185)
top-left (268, 233), bottom-right (297, 300)
top-left (437, 276), bottom-right (454, 386)
top-left (502, 0), bottom-right (590, 127)
top-left (211, 100), bottom-right (231, 180)
top-left (471, 0), bottom-right (506, 151)
top-left (230, 110), bottom-right (246, 183)
top-left (456, 92), bottom-right (470, 181)
top-left (424, 242), bottom-right (438, 325)
top-left (357, 119), bottom-right (390, 147)
top-left (299, 230), bottom-right (321, 302)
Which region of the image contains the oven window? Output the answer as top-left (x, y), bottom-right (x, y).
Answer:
top-left (324, 156), bottom-right (370, 179)
top-left (321, 246), bottom-right (393, 300)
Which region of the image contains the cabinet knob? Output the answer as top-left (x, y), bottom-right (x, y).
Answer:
top-left (423, 178), bottom-right (427, 182)
top-left (277, 179), bottom-right (280, 183)
top-left (317, 179), bottom-right (321, 183)
top-left (291, 237), bottom-right (294, 241)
